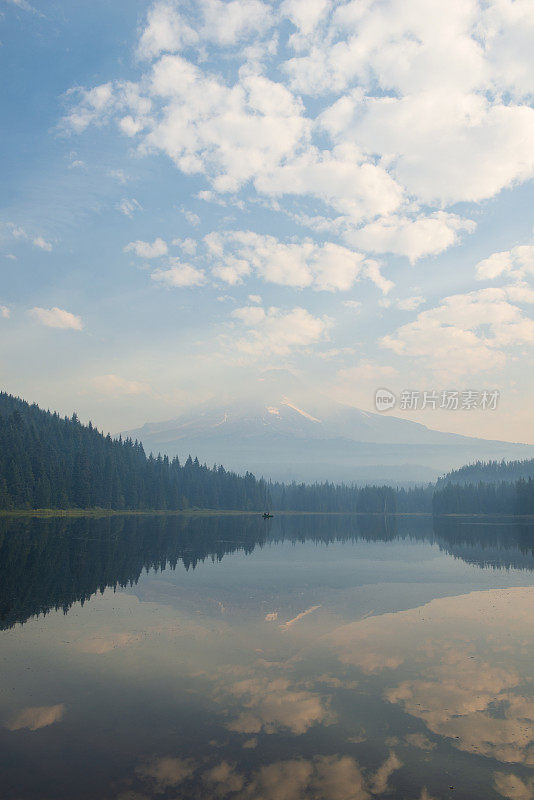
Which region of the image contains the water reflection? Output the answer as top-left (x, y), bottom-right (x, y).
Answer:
top-left (1, 513), bottom-right (534, 800)
top-left (2, 513), bottom-right (534, 629)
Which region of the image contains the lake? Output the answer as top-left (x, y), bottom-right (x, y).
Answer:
top-left (1, 513), bottom-right (534, 800)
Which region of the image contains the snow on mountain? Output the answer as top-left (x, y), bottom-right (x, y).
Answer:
top-left (123, 374), bottom-right (534, 484)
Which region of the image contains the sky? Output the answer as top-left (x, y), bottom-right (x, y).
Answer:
top-left (1, 0), bottom-right (534, 442)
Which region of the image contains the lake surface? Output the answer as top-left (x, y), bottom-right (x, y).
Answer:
top-left (1, 513), bottom-right (534, 800)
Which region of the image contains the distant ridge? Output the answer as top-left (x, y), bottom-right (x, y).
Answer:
top-left (123, 374), bottom-right (534, 484)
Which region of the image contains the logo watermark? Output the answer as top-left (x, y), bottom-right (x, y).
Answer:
top-left (374, 389), bottom-right (500, 412)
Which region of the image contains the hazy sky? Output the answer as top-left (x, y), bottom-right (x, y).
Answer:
top-left (1, 0), bottom-right (534, 441)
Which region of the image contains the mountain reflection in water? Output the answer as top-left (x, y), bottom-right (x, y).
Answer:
top-left (1, 512), bottom-right (534, 800)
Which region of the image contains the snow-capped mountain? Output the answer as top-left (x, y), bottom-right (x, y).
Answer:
top-left (123, 374), bottom-right (534, 483)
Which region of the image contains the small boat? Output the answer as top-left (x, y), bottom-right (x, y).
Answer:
top-left (262, 512), bottom-right (274, 519)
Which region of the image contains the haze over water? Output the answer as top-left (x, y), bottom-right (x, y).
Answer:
top-left (1, 513), bottom-right (534, 800)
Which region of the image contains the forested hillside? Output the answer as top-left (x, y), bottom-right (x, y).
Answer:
top-left (0, 393), bottom-right (269, 511)
top-left (433, 478), bottom-right (534, 515)
top-left (439, 458), bottom-right (534, 485)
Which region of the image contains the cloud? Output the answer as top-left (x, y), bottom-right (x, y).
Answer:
top-left (4, 0), bottom-right (42, 15)
top-left (92, 374), bottom-right (154, 397)
top-left (202, 761), bottom-right (245, 797)
top-left (125, 237), bottom-right (168, 258)
top-left (117, 198), bottom-right (142, 217)
top-left (64, 82), bottom-right (114, 133)
top-left (151, 262), bottom-right (207, 287)
top-left (63, 0), bottom-right (534, 272)
top-left (476, 245), bottom-right (534, 281)
top-left (346, 213), bottom-right (475, 263)
top-left (201, 0), bottom-right (274, 46)
top-left (137, 0), bottom-right (273, 60)
top-left (137, 1), bottom-right (199, 60)
top-left (172, 237), bottom-right (197, 255)
top-left (6, 704), bottom-right (65, 731)
top-left (405, 733), bottom-right (436, 751)
top-left (369, 751), bottom-right (403, 795)
top-left (255, 146), bottom-right (404, 224)
top-left (0, 306), bottom-right (10, 319)
top-left (237, 752), bottom-right (401, 800)
top-left (226, 674), bottom-right (333, 735)
top-left (231, 305), bottom-right (331, 356)
top-left (206, 231), bottom-right (392, 293)
top-left (395, 296), bottom-right (425, 311)
top-left (279, 604), bottom-right (321, 631)
top-left (144, 57), bottom-right (308, 193)
top-left (136, 757), bottom-right (195, 791)
top-left (494, 772), bottom-right (534, 800)
top-left (184, 210), bottom-right (200, 226)
top-left (30, 307), bottom-right (83, 330)
top-left (33, 236), bottom-right (52, 251)
top-left (381, 287), bottom-right (534, 379)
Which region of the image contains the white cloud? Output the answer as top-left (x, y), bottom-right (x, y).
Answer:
top-left (10, 224), bottom-right (27, 239)
top-left (255, 145), bottom-right (404, 224)
top-left (396, 296), bottom-right (425, 311)
top-left (172, 237), bottom-right (197, 255)
top-left (143, 57), bottom-right (309, 193)
top-left (281, 0), bottom-right (329, 37)
top-left (476, 245), bottom-right (534, 281)
top-left (151, 261), bottom-right (207, 287)
top-left (201, 0), bottom-right (274, 46)
top-left (231, 304), bottom-right (331, 356)
top-left (33, 236), bottom-right (52, 253)
top-left (64, 0), bottom-right (534, 271)
top-left (184, 210), bottom-right (200, 226)
top-left (137, 1), bottom-right (199, 60)
top-left (64, 82), bottom-right (114, 133)
top-left (6, 704), bottom-right (65, 731)
top-left (0, 306), bottom-right (10, 319)
top-left (92, 374), bottom-right (154, 396)
top-left (206, 231), bottom-right (392, 293)
top-left (30, 307), bottom-right (83, 330)
top-left (117, 198), bottom-right (142, 217)
top-left (4, 0), bottom-right (42, 15)
top-left (346, 213), bottom-right (476, 263)
top-left (138, 0), bottom-right (273, 60)
top-left (125, 237), bottom-right (168, 258)
top-left (382, 288), bottom-right (534, 378)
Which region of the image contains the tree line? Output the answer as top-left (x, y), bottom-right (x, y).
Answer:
top-left (1, 392), bottom-right (533, 515)
top-left (439, 458), bottom-right (534, 486)
top-left (0, 393), bottom-right (269, 511)
top-left (432, 477), bottom-right (534, 515)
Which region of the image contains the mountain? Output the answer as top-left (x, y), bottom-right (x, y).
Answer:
top-left (123, 374), bottom-right (534, 484)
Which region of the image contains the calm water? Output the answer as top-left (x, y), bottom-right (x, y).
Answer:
top-left (1, 513), bottom-right (534, 800)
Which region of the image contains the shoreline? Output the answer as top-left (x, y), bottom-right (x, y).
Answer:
top-left (1, 509), bottom-right (533, 520)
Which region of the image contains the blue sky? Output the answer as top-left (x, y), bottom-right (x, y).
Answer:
top-left (1, 0), bottom-right (534, 441)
